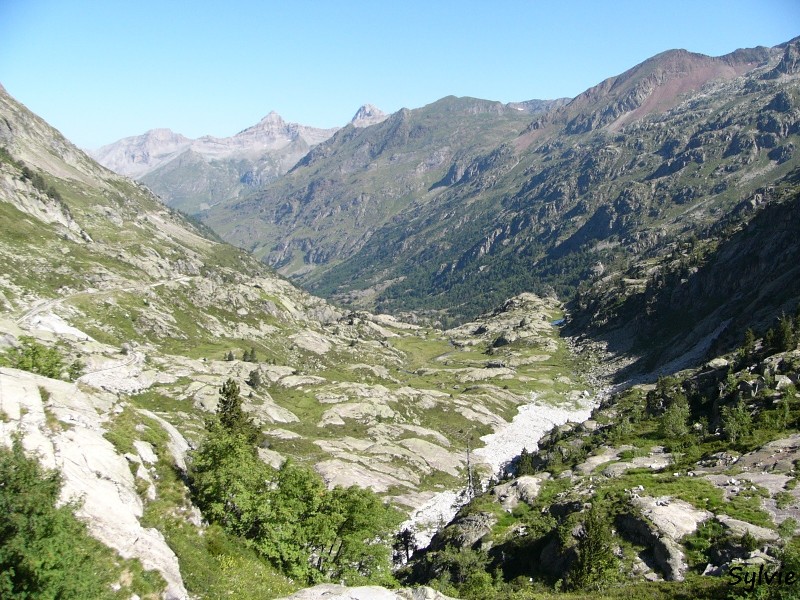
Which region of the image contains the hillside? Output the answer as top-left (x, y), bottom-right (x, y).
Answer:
top-left (201, 96), bottom-right (551, 279)
top-left (4, 37), bottom-right (800, 600)
top-left (0, 85), bottom-right (592, 598)
top-left (401, 317), bottom-right (800, 600)
top-left (200, 40), bottom-right (800, 337)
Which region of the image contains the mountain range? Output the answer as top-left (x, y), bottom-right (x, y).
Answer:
top-left (2, 35), bottom-right (800, 600)
top-left (182, 39), bottom-right (799, 336)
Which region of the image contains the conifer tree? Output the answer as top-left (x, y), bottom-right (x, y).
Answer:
top-left (568, 501), bottom-right (616, 590)
top-left (247, 369), bottom-right (262, 389)
top-left (217, 378), bottom-right (246, 431)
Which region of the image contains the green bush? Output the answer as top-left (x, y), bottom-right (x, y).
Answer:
top-left (0, 438), bottom-right (138, 598)
top-left (0, 336), bottom-right (68, 379)
top-left (189, 412), bottom-right (401, 585)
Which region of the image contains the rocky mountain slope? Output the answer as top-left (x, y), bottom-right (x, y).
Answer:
top-left (0, 86), bottom-right (592, 598)
top-left (201, 39), bottom-right (800, 337)
top-left (401, 322), bottom-right (800, 599)
top-left (201, 96), bottom-right (555, 282)
top-left (569, 169), bottom-right (800, 378)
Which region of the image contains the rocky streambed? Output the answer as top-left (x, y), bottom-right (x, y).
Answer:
top-left (400, 391), bottom-right (595, 550)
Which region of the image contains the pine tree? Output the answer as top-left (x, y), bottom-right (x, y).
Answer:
top-left (225, 350), bottom-right (235, 361)
top-left (517, 447), bottom-right (535, 475)
top-left (247, 369), bottom-right (262, 389)
top-left (778, 313), bottom-right (795, 352)
top-left (393, 528), bottom-right (417, 562)
top-left (217, 379), bottom-right (245, 430)
top-left (568, 501), bottom-right (616, 590)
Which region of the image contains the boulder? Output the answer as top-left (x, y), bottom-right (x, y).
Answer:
top-left (429, 511), bottom-right (497, 551)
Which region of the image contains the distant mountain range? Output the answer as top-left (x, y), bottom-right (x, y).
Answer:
top-left (93, 38), bottom-right (800, 359)
top-left (91, 99), bottom-right (566, 214)
top-left (88, 105), bottom-right (388, 212)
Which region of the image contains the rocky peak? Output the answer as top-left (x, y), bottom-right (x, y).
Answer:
top-left (233, 111), bottom-right (296, 145)
top-left (350, 104), bottom-right (388, 128)
top-left (764, 39), bottom-right (800, 79)
top-left (560, 45), bottom-right (774, 134)
top-left (90, 128), bottom-right (192, 177)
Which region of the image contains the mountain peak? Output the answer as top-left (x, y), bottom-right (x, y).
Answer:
top-left (350, 104), bottom-right (388, 128)
top-left (258, 111), bottom-right (286, 125)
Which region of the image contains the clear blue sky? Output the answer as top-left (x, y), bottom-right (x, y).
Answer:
top-left (1, 0), bottom-right (797, 149)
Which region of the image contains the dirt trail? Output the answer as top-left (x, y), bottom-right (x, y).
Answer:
top-left (15, 276), bottom-right (195, 324)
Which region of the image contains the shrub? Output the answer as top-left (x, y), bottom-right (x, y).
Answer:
top-left (0, 438), bottom-right (120, 598)
top-left (0, 336), bottom-right (65, 379)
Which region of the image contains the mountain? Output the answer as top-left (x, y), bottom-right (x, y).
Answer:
top-left (202, 96), bottom-right (543, 280)
top-left (199, 40), bottom-right (799, 335)
top-left (89, 113), bottom-right (339, 213)
top-left (0, 85), bottom-right (592, 598)
top-left (350, 103), bottom-right (389, 128)
top-left (568, 168), bottom-right (800, 378)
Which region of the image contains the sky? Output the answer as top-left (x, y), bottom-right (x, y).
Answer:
top-left (0, 1), bottom-right (798, 149)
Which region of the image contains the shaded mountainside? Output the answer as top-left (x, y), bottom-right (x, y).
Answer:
top-left (202, 40), bottom-right (800, 332)
top-left (569, 170), bottom-right (800, 377)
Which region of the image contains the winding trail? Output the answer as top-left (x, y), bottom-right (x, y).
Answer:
top-left (14, 275), bottom-right (196, 324)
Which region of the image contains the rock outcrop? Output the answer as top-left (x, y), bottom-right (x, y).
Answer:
top-left (276, 584), bottom-right (457, 600)
top-left (0, 367), bottom-right (190, 599)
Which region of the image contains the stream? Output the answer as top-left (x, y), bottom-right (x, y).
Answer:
top-left (399, 392), bottom-right (595, 550)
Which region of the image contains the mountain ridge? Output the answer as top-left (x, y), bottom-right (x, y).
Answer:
top-left (197, 39), bottom-right (799, 341)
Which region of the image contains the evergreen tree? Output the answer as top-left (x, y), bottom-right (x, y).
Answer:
top-left (517, 447), bottom-right (535, 475)
top-left (247, 369), bottom-right (262, 389)
top-left (393, 528), bottom-right (417, 562)
top-left (225, 350), bottom-right (235, 361)
top-left (216, 378), bottom-right (260, 445)
top-left (568, 501), bottom-right (617, 590)
top-left (778, 313), bottom-right (795, 352)
top-left (765, 327), bottom-right (777, 353)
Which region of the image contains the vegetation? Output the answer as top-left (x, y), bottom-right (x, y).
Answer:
top-left (0, 438), bottom-right (162, 599)
top-left (0, 336), bottom-right (83, 381)
top-left (400, 315), bottom-right (800, 599)
top-left (189, 380), bottom-right (402, 585)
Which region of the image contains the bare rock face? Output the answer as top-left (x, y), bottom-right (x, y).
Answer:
top-left (0, 367), bottom-right (190, 599)
top-left (764, 39), bottom-right (800, 79)
top-left (615, 496), bottom-right (712, 581)
top-left (492, 474), bottom-right (549, 510)
top-left (351, 104), bottom-right (389, 128)
top-left (429, 511), bottom-right (497, 551)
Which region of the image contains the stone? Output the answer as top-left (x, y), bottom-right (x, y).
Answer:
top-left (0, 368), bottom-right (188, 599)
